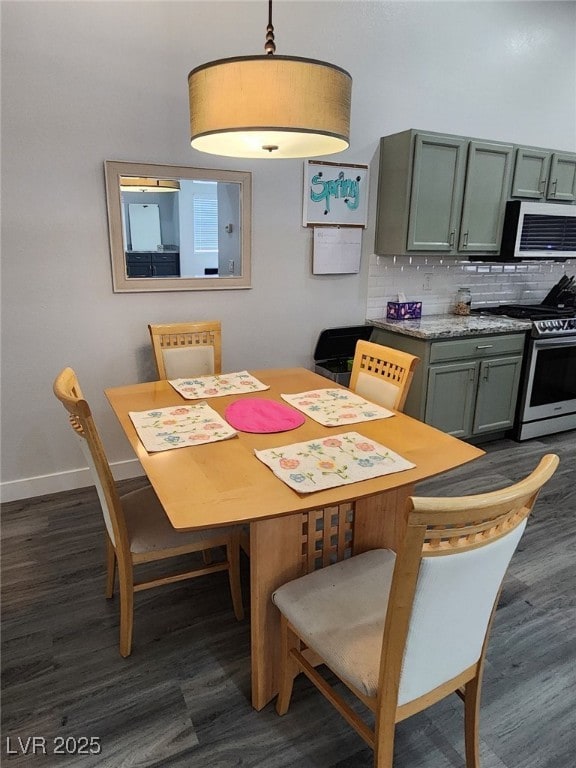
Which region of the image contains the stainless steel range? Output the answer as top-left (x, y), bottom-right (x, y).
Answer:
top-left (476, 299), bottom-right (576, 440)
top-left (518, 314), bottom-right (576, 440)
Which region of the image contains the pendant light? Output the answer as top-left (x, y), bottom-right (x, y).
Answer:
top-left (188, 0), bottom-right (352, 159)
top-left (119, 177), bottom-right (180, 193)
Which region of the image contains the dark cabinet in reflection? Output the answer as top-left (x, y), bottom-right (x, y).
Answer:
top-left (125, 252), bottom-right (180, 278)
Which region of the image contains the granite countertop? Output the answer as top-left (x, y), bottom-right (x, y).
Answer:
top-left (368, 313), bottom-right (532, 340)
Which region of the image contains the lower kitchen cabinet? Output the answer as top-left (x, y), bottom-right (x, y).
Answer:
top-left (426, 354), bottom-right (523, 437)
top-left (425, 360), bottom-right (477, 438)
top-left (473, 356), bottom-right (523, 434)
top-left (370, 328), bottom-right (526, 440)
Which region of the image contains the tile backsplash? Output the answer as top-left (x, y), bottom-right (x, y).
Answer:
top-left (366, 255), bottom-right (576, 319)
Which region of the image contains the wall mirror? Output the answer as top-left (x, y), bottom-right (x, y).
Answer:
top-left (104, 161), bottom-right (252, 292)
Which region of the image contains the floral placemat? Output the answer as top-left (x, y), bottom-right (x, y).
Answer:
top-left (169, 371), bottom-right (269, 400)
top-left (281, 388), bottom-right (394, 426)
top-left (129, 403), bottom-right (237, 452)
top-left (254, 431), bottom-right (415, 493)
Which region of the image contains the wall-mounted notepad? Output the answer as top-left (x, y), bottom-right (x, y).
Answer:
top-left (312, 227), bottom-right (362, 274)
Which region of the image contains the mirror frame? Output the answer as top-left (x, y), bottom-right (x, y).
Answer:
top-left (104, 160), bottom-right (252, 292)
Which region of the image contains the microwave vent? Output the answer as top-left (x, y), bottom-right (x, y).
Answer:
top-left (520, 214), bottom-right (576, 254)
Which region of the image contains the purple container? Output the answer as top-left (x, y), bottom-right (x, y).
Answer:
top-left (386, 301), bottom-right (422, 320)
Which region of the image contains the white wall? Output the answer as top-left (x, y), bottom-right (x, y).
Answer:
top-left (1, 1), bottom-right (575, 501)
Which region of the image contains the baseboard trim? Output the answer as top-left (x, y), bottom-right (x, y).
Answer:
top-left (0, 459), bottom-right (144, 504)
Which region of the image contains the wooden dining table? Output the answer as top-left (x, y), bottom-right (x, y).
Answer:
top-left (105, 367), bottom-right (484, 710)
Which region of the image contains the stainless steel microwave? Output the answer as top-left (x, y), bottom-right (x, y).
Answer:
top-left (499, 201), bottom-right (576, 261)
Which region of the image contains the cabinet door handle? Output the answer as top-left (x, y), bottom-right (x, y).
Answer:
top-left (462, 231), bottom-right (469, 247)
top-left (476, 344), bottom-right (493, 349)
top-left (449, 230), bottom-right (455, 247)
top-left (550, 179), bottom-right (558, 197)
top-left (483, 364), bottom-right (490, 382)
top-left (540, 179), bottom-right (547, 193)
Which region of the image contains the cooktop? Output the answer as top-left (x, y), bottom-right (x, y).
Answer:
top-left (472, 304), bottom-right (576, 320)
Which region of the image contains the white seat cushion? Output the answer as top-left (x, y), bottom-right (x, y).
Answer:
top-left (396, 519), bottom-right (526, 705)
top-left (355, 371), bottom-right (399, 409)
top-left (162, 346), bottom-right (214, 379)
top-left (121, 486), bottom-right (235, 554)
top-left (272, 549), bottom-right (396, 697)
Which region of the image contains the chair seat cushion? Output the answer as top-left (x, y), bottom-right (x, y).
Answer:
top-left (121, 486), bottom-right (236, 554)
top-left (355, 371), bottom-right (399, 409)
top-left (272, 549), bottom-right (396, 697)
top-left (162, 346), bottom-right (214, 379)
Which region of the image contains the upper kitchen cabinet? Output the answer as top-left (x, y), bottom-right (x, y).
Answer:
top-left (511, 147), bottom-right (576, 202)
top-left (459, 140), bottom-right (513, 251)
top-left (510, 147), bottom-right (551, 199)
top-left (548, 152), bottom-right (576, 202)
top-left (375, 129), bottom-right (513, 256)
top-left (406, 133), bottom-right (467, 252)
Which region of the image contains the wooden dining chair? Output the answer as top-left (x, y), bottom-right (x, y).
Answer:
top-left (53, 367), bottom-right (243, 657)
top-left (349, 340), bottom-right (418, 411)
top-left (272, 454), bottom-right (559, 768)
top-left (148, 320), bottom-right (222, 379)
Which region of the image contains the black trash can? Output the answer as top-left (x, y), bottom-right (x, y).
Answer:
top-left (313, 325), bottom-right (373, 387)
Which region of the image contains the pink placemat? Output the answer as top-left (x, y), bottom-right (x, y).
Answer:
top-left (224, 398), bottom-right (306, 434)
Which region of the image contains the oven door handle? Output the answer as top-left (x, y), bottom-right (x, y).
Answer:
top-left (533, 337), bottom-right (576, 350)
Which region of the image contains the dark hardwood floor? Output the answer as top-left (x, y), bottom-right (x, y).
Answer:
top-left (2, 432), bottom-right (575, 767)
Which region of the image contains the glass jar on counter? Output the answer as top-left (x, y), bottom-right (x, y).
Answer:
top-left (454, 287), bottom-right (471, 316)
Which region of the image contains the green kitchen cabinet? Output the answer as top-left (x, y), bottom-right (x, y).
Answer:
top-left (473, 356), bottom-right (523, 434)
top-left (375, 129), bottom-right (513, 256)
top-left (458, 141), bottom-right (513, 252)
top-left (511, 147), bottom-right (552, 199)
top-left (369, 328), bottom-right (526, 440)
top-left (511, 147), bottom-right (576, 202)
top-left (548, 152), bottom-right (576, 202)
top-left (425, 361), bottom-right (477, 438)
top-left (406, 133), bottom-right (467, 252)
top-left (426, 348), bottom-right (523, 438)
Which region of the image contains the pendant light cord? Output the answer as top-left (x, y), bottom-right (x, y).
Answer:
top-left (265, 0), bottom-right (276, 55)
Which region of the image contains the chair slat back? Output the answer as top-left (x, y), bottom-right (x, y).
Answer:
top-left (148, 321), bottom-right (222, 379)
top-left (349, 340), bottom-right (418, 411)
top-left (378, 454), bottom-right (559, 712)
top-left (53, 368), bottom-right (129, 552)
